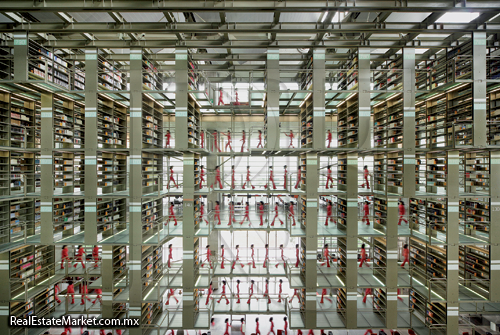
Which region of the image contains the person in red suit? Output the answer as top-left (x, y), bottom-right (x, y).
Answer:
top-left (259, 201), bottom-right (265, 226)
top-left (271, 202), bottom-right (283, 226)
top-left (232, 245), bottom-right (244, 269)
top-left (398, 200), bottom-right (408, 225)
top-left (275, 244), bottom-right (285, 268)
top-left (199, 165), bottom-right (205, 189)
top-left (218, 87), bottom-right (224, 106)
top-left (289, 288), bottom-right (300, 303)
top-left (242, 166), bottom-right (255, 189)
top-left (247, 280), bottom-right (255, 304)
top-left (263, 278), bottom-right (271, 304)
top-left (231, 165), bottom-right (236, 189)
top-left (327, 129), bottom-right (332, 148)
top-left (168, 166), bottom-right (179, 189)
top-left (224, 318), bottom-right (231, 335)
top-left (92, 245), bottom-right (99, 268)
top-left (92, 288), bottom-right (102, 305)
top-left (55, 283), bottom-right (62, 304)
top-left (255, 317), bottom-right (261, 335)
top-left (167, 244), bottom-right (174, 268)
top-left (284, 130), bottom-right (295, 148)
top-left (212, 130), bottom-right (221, 152)
top-left (200, 130), bottom-right (205, 149)
top-left (359, 243), bottom-right (370, 268)
top-left (60, 245), bottom-right (70, 269)
top-left (222, 130), bottom-right (233, 152)
top-left (218, 280), bottom-right (230, 304)
top-left (201, 245), bottom-right (213, 269)
top-left (205, 281), bottom-right (213, 305)
top-left (295, 244), bottom-right (300, 267)
top-left (239, 202), bottom-right (251, 225)
top-left (165, 129), bottom-right (171, 148)
top-left (211, 165), bottom-right (223, 189)
top-left (363, 288), bottom-right (372, 303)
top-left (235, 279), bottom-right (241, 303)
top-left (263, 244), bottom-right (269, 268)
top-left (240, 130), bottom-right (246, 152)
top-left (80, 282), bottom-right (91, 305)
top-left (294, 169), bottom-right (302, 189)
top-left (277, 279), bottom-right (283, 302)
top-left (288, 201), bottom-right (296, 226)
top-left (360, 165), bottom-right (372, 189)
top-left (73, 245), bottom-right (86, 269)
top-left (200, 201), bottom-right (208, 225)
top-left (167, 202), bottom-right (178, 226)
top-left (325, 200), bottom-right (334, 226)
top-left (283, 165), bottom-right (288, 188)
top-left (220, 244), bottom-right (226, 269)
top-left (320, 288), bottom-right (332, 303)
top-left (325, 165), bottom-right (334, 189)
top-left (257, 130), bottom-right (263, 148)
top-left (265, 166), bottom-right (277, 189)
top-left (401, 244), bottom-right (409, 268)
top-left (363, 200), bottom-right (370, 225)
top-left (228, 201), bottom-right (236, 226)
top-left (321, 244), bottom-right (331, 267)
top-left (214, 201), bottom-right (221, 225)
top-left (248, 244), bottom-right (256, 268)
top-left (66, 280), bottom-right (75, 304)
top-left (267, 317), bottom-right (276, 335)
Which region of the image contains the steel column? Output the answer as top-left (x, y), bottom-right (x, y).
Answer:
top-left (403, 48), bottom-right (416, 197)
top-left (358, 48), bottom-right (371, 150)
top-left (40, 93), bottom-right (54, 244)
top-left (266, 50), bottom-right (280, 150)
top-left (175, 49), bottom-right (188, 150)
top-left (473, 32), bottom-right (487, 147)
top-left (312, 50), bottom-right (325, 149)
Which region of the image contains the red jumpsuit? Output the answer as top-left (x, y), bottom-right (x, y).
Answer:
top-left (285, 131), bottom-right (295, 148)
top-left (289, 204), bottom-right (296, 226)
top-left (264, 282), bottom-right (270, 304)
top-left (74, 247), bottom-right (85, 268)
top-left (402, 248), bottom-right (409, 267)
top-left (221, 247), bottom-right (225, 269)
top-left (321, 246), bottom-right (331, 267)
top-left (295, 247), bottom-right (300, 267)
top-left (232, 248), bottom-right (244, 269)
top-left (263, 246), bottom-right (269, 268)
top-left (168, 248), bottom-right (173, 268)
top-left (202, 247), bottom-right (213, 269)
top-left (212, 131), bottom-right (221, 152)
top-left (168, 204), bottom-right (178, 226)
top-left (61, 248), bottom-right (69, 269)
top-left (241, 132), bottom-right (246, 152)
top-left (294, 170), bottom-right (301, 189)
top-left (398, 203), bottom-right (408, 225)
top-left (218, 283), bottom-right (229, 304)
top-left (228, 203), bottom-right (236, 226)
top-left (363, 288), bottom-right (372, 303)
top-left (200, 130), bottom-right (204, 148)
top-left (200, 203), bottom-right (209, 225)
top-left (236, 281), bottom-right (241, 303)
top-left (93, 288), bottom-right (102, 304)
top-left (205, 284), bottom-right (213, 305)
top-left (361, 168), bottom-right (370, 189)
top-left (266, 169), bottom-right (276, 189)
top-left (165, 132), bottom-right (171, 148)
top-left (259, 203), bottom-right (264, 226)
top-left (326, 167), bottom-right (334, 189)
top-left (224, 132), bottom-right (232, 152)
top-left (363, 203), bottom-right (370, 225)
top-left (257, 132), bottom-right (263, 148)
top-left (327, 131), bottom-right (332, 148)
top-left (249, 247), bottom-right (256, 268)
top-left (92, 246), bottom-right (99, 268)
top-left (214, 204), bottom-right (221, 225)
top-left (325, 204), bottom-right (333, 226)
top-left (240, 204), bottom-right (251, 225)
top-left (284, 167), bottom-right (288, 188)
top-left (55, 284), bottom-right (61, 303)
top-left (278, 282), bottom-right (283, 302)
top-left (242, 169), bottom-right (255, 189)
top-left (231, 169), bottom-right (235, 189)
top-left (224, 321), bottom-right (231, 335)
top-left (67, 283), bottom-right (75, 304)
top-left (213, 167), bottom-right (223, 189)
top-left (275, 248), bottom-right (285, 268)
top-left (255, 320), bottom-right (261, 335)
top-left (271, 204), bottom-right (283, 226)
top-left (290, 289), bottom-right (300, 303)
top-left (268, 320), bottom-right (275, 335)
top-left (320, 288), bottom-right (332, 303)
top-left (168, 168), bottom-right (178, 188)
top-left (247, 282), bottom-right (254, 304)
top-left (218, 89), bottom-right (224, 106)
top-left (80, 284), bottom-right (91, 304)
top-left (199, 167), bottom-right (205, 189)
top-left (359, 247), bottom-right (369, 267)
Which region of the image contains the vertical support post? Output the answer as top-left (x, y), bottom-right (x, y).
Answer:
top-left (266, 50), bottom-right (280, 150)
top-left (473, 32), bottom-right (487, 147)
top-left (446, 150), bottom-right (460, 335)
top-left (403, 48), bottom-right (416, 198)
top-left (312, 50), bottom-right (326, 149)
top-left (40, 93), bottom-right (53, 244)
top-left (385, 197), bottom-right (399, 328)
top-left (304, 153), bottom-right (318, 328)
top-left (175, 49), bottom-right (188, 150)
top-left (128, 48), bottom-right (143, 333)
top-left (13, 31), bottom-right (28, 82)
top-left (345, 152), bottom-right (358, 327)
top-left (358, 48), bottom-right (371, 150)
top-left (0, 251), bottom-right (10, 334)
top-left (182, 153), bottom-right (195, 328)
top-left (100, 245), bottom-right (114, 318)
top-left (84, 49), bottom-right (98, 245)
top-left (489, 152), bottom-right (500, 301)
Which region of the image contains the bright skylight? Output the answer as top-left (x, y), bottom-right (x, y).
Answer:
top-left (436, 12), bottom-right (480, 23)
